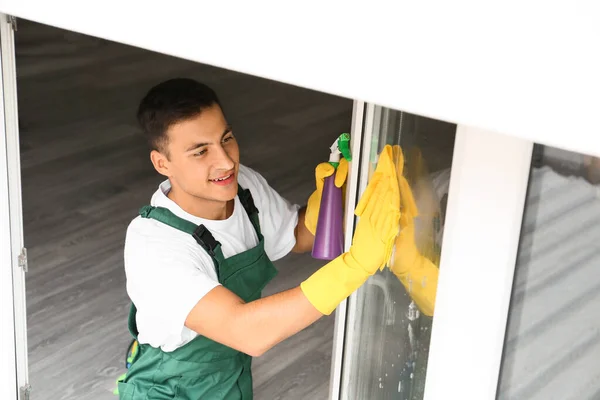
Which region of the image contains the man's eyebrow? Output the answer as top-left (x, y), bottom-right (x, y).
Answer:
top-left (221, 125), bottom-right (233, 138)
top-left (185, 142), bottom-right (209, 152)
top-left (185, 126), bottom-right (233, 152)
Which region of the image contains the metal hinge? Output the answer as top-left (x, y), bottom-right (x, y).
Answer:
top-left (19, 384), bottom-right (31, 400)
top-left (18, 248), bottom-right (28, 272)
top-left (7, 15), bottom-right (17, 31)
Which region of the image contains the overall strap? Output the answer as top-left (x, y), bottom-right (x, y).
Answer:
top-left (139, 205), bottom-right (222, 261)
top-left (237, 184), bottom-right (262, 237)
top-left (138, 184), bottom-right (261, 263)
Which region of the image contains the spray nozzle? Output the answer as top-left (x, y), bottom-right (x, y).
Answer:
top-left (338, 133), bottom-right (352, 161)
top-left (328, 133), bottom-right (352, 167)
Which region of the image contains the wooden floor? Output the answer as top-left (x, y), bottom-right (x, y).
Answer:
top-left (16, 19), bottom-right (352, 400)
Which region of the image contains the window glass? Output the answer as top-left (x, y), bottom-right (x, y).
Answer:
top-left (343, 106), bottom-right (456, 399)
top-left (498, 145), bottom-right (600, 399)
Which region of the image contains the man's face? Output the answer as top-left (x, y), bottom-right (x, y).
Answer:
top-left (155, 104), bottom-right (240, 206)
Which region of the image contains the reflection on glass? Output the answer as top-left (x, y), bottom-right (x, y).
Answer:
top-left (497, 145), bottom-right (600, 399)
top-left (343, 106), bottom-right (455, 399)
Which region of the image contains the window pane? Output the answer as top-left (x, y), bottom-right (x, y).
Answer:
top-left (343, 106), bottom-right (456, 399)
top-left (498, 145), bottom-right (600, 399)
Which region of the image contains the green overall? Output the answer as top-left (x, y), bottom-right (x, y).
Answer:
top-left (118, 185), bottom-right (278, 400)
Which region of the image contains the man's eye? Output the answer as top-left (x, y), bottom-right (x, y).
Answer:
top-left (223, 135), bottom-right (234, 143)
top-left (194, 149), bottom-right (207, 157)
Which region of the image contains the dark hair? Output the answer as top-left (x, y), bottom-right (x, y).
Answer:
top-left (136, 78), bottom-right (221, 157)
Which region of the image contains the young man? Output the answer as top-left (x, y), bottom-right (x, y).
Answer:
top-left (118, 78), bottom-right (401, 399)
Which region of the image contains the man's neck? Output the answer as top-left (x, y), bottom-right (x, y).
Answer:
top-left (167, 187), bottom-right (233, 220)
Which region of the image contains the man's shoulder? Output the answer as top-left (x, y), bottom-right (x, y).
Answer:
top-left (125, 215), bottom-right (192, 250)
top-left (127, 214), bottom-right (169, 235)
top-left (124, 215), bottom-right (216, 273)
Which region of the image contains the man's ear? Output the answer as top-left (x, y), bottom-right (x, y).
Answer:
top-left (150, 150), bottom-right (171, 177)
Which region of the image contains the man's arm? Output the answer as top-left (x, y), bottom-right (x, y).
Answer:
top-left (187, 208), bottom-right (317, 357)
top-left (291, 206), bottom-right (314, 253)
top-left (185, 285), bottom-right (322, 357)
top-left (185, 148), bottom-right (399, 358)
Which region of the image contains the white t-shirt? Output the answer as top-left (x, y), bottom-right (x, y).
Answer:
top-left (124, 164), bottom-right (300, 352)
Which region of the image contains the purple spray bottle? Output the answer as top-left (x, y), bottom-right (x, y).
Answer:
top-left (312, 133), bottom-right (352, 260)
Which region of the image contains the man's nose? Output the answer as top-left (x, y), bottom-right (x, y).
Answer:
top-left (212, 145), bottom-right (235, 170)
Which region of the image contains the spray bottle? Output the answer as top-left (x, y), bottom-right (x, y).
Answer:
top-left (312, 133), bottom-right (352, 260)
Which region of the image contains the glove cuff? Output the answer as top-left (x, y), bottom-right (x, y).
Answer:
top-left (300, 254), bottom-right (369, 315)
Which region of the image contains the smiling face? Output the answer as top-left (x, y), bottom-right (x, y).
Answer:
top-left (137, 78), bottom-right (242, 219)
top-left (150, 104), bottom-right (240, 218)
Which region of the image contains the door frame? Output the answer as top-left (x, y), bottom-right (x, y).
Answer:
top-left (0, 13), bottom-right (29, 400)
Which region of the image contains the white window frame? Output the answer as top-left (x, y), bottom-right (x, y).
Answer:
top-left (328, 100), bottom-right (366, 400)
top-left (0, 51), bottom-right (18, 400)
top-left (423, 126), bottom-right (532, 399)
top-left (336, 102), bottom-right (381, 400)
top-left (0, 13), bottom-right (28, 400)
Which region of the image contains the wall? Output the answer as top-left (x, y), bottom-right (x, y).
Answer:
top-left (0, 1), bottom-right (598, 157)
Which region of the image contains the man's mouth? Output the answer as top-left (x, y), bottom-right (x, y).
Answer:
top-left (209, 173), bottom-right (235, 186)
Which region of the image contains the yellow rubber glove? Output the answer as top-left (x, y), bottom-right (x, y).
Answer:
top-left (305, 158), bottom-right (349, 235)
top-left (301, 145), bottom-right (400, 315)
top-left (389, 145), bottom-right (439, 317)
